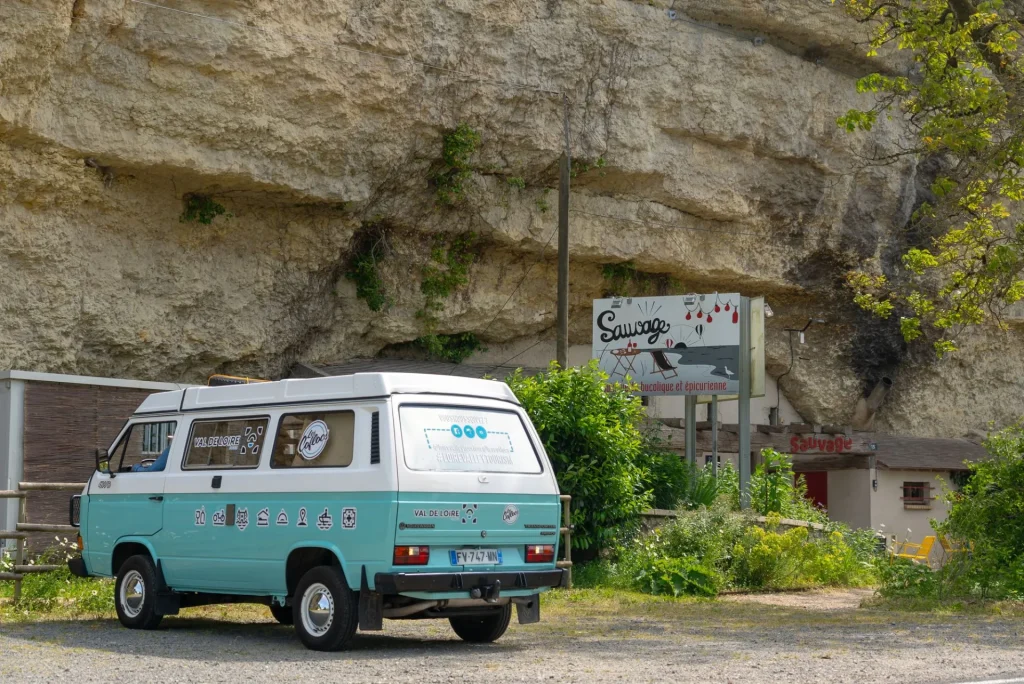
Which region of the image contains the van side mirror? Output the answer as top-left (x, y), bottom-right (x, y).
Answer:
top-left (95, 448), bottom-right (113, 476)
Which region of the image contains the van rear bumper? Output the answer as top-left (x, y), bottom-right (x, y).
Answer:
top-left (374, 569), bottom-right (566, 594)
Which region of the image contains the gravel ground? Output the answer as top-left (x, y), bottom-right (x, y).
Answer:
top-left (2, 590), bottom-right (1023, 683)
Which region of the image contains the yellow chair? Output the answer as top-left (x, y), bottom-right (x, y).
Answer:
top-left (938, 534), bottom-right (974, 556)
top-left (893, 535), bottom-right (936, 563)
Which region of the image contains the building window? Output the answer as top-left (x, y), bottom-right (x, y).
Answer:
top-left (901, 481), bottom-right (932, 510)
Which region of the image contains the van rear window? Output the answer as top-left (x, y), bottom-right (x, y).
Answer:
top-left (399, 406), bottom-right (541, 474)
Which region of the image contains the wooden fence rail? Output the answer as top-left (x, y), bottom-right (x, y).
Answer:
top-left (1, 481), bottom-right (86, 603)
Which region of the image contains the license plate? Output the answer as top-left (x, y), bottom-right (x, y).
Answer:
top-left (450, 549), bottom-right (502, 565)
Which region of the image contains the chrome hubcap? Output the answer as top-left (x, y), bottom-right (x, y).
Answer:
top-left (301, 583), bottom-right (334, 637)
top-left (120, 570), bottom-right (145, 618)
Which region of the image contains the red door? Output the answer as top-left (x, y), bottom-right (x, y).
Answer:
top-left (799, 471), bottom-right (828, 511)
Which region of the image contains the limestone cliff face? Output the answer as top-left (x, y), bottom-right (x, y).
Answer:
top-left (1, 0), bottom-right (1021, 437)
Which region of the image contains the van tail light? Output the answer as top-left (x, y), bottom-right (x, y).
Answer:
top-left (526, 544), bottom-right (555, 563)
top-left (77, 535), bottom-right (84, 551)
top-left (393, 546), bottom-right (430, 565)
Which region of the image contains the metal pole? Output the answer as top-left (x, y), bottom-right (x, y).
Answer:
top-left (739, 297), bottom-right (752, 508)
top-left (684, 395), bottom-right (697, 467)
top-left (710, 395), bottom-right (719, 477)
top-left (556, 96), bottom-right (571, 369)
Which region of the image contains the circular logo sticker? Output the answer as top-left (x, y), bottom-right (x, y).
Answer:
top-left (298, 420), bottom-right (330, 460)
top-left (502, 504), bottom-right (519, 525)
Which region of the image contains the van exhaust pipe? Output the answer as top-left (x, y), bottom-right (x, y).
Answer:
top-left (383, 601), bottom-right (439, 618)
top-left (852, 377), bottom-right (893, 430)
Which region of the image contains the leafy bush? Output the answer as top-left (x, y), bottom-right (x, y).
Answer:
top-left (939, 422), bottom-right (1024, 599)
top-left (747, 448), bottom-right (828, 524)
top-left (506, 361), bottom-right (651, 554)
top-left (579, 508), bottom-right (877, 597)
top-left (634, 555), bottom-right (719, 598)
top-left (635, 436), bottom-right (692, 510)
top-left (0, 538), bottom-right (113, 615)
top-left (731, 516), bottom-right (811, 589)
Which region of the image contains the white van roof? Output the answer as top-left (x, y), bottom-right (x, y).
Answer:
top-left (134, 373), bottom-right (520, 414)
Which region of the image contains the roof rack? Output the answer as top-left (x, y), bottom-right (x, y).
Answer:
top-left (207, 374), bottom-right (269, 387)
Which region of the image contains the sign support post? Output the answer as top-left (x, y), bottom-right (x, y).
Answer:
top-left (710, 395), bottom-right (719, 477)
top-left (684, 396), bottom-right (697, 467)
top-left (738, 296), bottom-right (752, 508)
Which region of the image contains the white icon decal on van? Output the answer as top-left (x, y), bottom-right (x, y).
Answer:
top-left (502, 505), bottom-right (519, 525)
top-left (297, 507), bottom-right (308, 527)
top-left (462, 503), bottom-right (479, 525)
top-left (212, 509), bottom-right (227, 526)
top-left (298, 420), bottom-right (330, 460)
top-left (236, 508), bottom-right (249, 531)
top-left (341, 507), bottom-right (357, 530)
top-left (194, 507), bottom-right (206, 526)
top-left (316, 507), bottom-right (333, 531)
top-left (257, 508), bottom-right (270, 527)
top-left (276, 510), bottom-right (289, 526)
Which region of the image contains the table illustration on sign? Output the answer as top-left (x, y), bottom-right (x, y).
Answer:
top-left (593, 294), bottom-right (742, 394)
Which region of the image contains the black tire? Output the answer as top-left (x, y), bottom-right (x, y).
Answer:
top-left (114, 554), bottom-right (163, 630)
top-left (449, 603), bottom-right (512, 643)
top-left (269, 603), bottom-right (293, 625)
top-left (292, 566), bottom-right (358, 651)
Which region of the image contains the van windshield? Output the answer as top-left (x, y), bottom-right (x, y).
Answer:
top-left (398, 405), bottom-right (542, 474)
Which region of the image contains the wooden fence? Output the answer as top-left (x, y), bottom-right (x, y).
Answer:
top-left (0, 485), bottom-right (574, 601)
top-left (0, 482), bottom-right (84, 603)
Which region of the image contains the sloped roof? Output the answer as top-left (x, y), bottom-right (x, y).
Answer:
top-left (872, 435), bottom-right (986, 471)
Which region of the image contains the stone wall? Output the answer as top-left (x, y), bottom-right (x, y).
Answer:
top-left (1, 0), bottom-right (1022, 436)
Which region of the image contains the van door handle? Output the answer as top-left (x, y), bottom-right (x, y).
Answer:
top-left (212, 476), bottom-right (222, 489)
top-left (149, 496), bottom-right (163, 502)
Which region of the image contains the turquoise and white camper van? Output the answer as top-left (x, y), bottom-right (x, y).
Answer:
top-left (68, 374), bottom-right (565, 651)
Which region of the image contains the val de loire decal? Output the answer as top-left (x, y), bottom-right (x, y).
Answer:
top-left (297, 507), bottom-right (308, 527)
top-left (298, 420), bottom-right (330, 460)
top-left (276, 509), bottom-right (289, 526)
top-left (194, 507), bottom-right (206, 526)
top-left (592, 294), bottom-right (741, 396)
top-left (341, 507), bottom-right (357, 530)
top-left (257, 507), bottom-right (270, 527)
top-left (212, 508), bottom-right (227, 526)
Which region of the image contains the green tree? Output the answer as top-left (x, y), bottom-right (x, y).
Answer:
top-left (837, 0), bottom-right (1024, 355)
top-left (505, 362), bottom-right (652, 555)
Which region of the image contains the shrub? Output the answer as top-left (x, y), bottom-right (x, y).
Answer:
top-left (0, 538), bottom-right (113, 615)
top-left (635, 436), bottom-right (692, 510)
top-left (506, 361), bottom-right (651, 554)
top-left (746, 449), bottom-right (828, 524)
top-left (731, 517), bottom-right (811, 589)
top-left (939, 422), bottom-right (1024, 599)
top-left (634, 555), bottom-right (719, 598)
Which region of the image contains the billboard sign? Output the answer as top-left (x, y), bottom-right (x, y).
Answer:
top-left (592, 294), bottom-right (741, 396)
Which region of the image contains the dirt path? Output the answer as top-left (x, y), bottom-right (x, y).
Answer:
top-left (1, 591), bottom-right (1022, 683)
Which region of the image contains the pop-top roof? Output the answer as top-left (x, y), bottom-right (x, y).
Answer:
top-left (135, 372), bottom-right (519, 414)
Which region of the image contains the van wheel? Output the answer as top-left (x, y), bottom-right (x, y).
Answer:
top-left (114, 555), bottom-right (163, 630)
top-left (449, 604), bottom-right (512, 643)
top-left (292, 566), bottom-right (358, 651)
top-left (269, 603), bottom-right (293, 625)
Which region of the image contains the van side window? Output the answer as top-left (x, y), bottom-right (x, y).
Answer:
top-left (183, 418), bottom-right (268, 470)
top-left (110, 421), bottom-right (178, 473)
top-left (271, 411), bottom-right (355, 468)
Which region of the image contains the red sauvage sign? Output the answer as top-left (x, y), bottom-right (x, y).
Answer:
top-left (789, 435), bottom-right (854, 454)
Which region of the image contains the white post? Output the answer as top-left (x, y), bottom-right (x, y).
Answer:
top-left (0, 379), bottom-right (25, 548)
